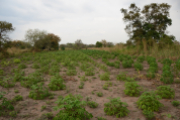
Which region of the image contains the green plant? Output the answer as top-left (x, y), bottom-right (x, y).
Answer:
top-left (13, 58), bottom-right (21, 64)
top-left (137, 91), bottom-right (163, 112)
top-left (41, 105), bottom-right (46, 111)
top-left (134, 62), bottom-right (143, 71)
top-left (39, 112), bottom-right (54, 120)
top-left (78, 81), bottom-right (84, 89)
top-left (14, 90), bottom-right (19, 93)
top-left (87, 101), bottom-right (99, 108)
top-left (48, 74), bottom-right (66, 91)
top-left (32, 63), bottom-right (40, 69)
top-left (104, 97), bottom-right (129, 118)
top-left (142, 110), bottom-right (155, 120)
top-left (137, 56), bottom-right (145, 63)
top-left (49, 66), bottom-right (60, 76)
top-left (117, 72), bottom-right (134, 81)
top-left (171, 100), bottom-right (180, 107)
top-left (97, 117), bottom-right (107, 120)
top-left (29, 83), bottom-right (52, 100)
top-left (53, 94), bottom-right (93, 120)
top-left (122, 60), bottom-right (133, 68)
top-left (18, 63), bottom-right (27, 69)
top-left (97, 92), bottom-right (103, 97)
top-left (10, 95), bottom-right (23, 104)
top-left (66, 68), bottom-right (77, 76)
top-left (85, 67), bottom-right (95, 76)
top-left (13, 69), bottom-right (25, 82)
top-left (100, 72), bottom-right (110, 81)
top-left (103, 82), bottom-right (112, 90)
top-left (9, 111), bottom-right (17, 117)
top-left (124, 82), bottom-right (141, 97)
top-left (155, 86), bottom-right (175, 99)
top-left (0, 77), bottom-right (15, 88)
top-left (80, 75), bottom-right (88, 81)
top-left (160, 64), bottom-right (174, 84)
top-left (0, 69), bottom-right (3, 76)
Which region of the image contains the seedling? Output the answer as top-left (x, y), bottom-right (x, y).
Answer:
top-left (87, 101), bottom-right (99, 108)
top-left (155, 86), bottom-right (175, 99)
top-left (96, 92), bottom-right (103, 97)
top-left (100, 72), bottom-right (110, 81)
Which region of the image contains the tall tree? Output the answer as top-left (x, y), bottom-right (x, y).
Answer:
top-left (121, 3), bottom-right (174, 47)
top-left (0, 21), bottom-right (14, 53)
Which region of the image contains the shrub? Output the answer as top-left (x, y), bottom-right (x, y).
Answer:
top-left (29, 83), bottom-right (52, 100)
top-left (48, 75), bottom-right (66, 91)
top-left (97, 92), bottom-right (103, 97)
top-left (21, 75), bottom-right (43, 88)
top-left (13, 58), bottom-right (21, 64)
top-left (155, 86), bottom-right (175, 99)
top-left (87, 101), bottom-right (99, 108)
top-left (100, 72), bottom-right (110, 81)
top-left (137, 91), bottom-right (163, 112)
top-left (137, 56), bottom-right (145, 63)
top-left (117, 72), bottom-right (134, 81)
top-left (124, 82), bottom-right (141, 97)
top-left (104, 97), bottom-right (129, 118)
top-left (0, 77), bottom-right (15, 88)
top-left (142, 110), bottom-right (155, 120)
top-left (122, 60), bottom-right (133, 68)
top-left (18, 63), bottom-right (27, 69)
top-left (134, 62), bottom-right (143, 71)
top-left (53, 94), bottom-right (93, 120)
top-left (171, 101), bottom-right (180, 107)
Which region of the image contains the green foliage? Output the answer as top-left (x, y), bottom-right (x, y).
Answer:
top-left (13, 58), bottom-right (21, 64)
top-left (49, 66), bottom-right (60, 76)
top-left (122, 60), bottom-right (133, 68)
top-left (96, 41), bottom-right (103, 47)
top-left (53, 94), bottom-right (93, 120)
top-left (78, 81), bottom-right (84, 89)
top-left (32, 63), bottom-right (40, 69)
top-left (124, 82), bottom-right (141, 97)
top-left (13, 69), bottom-right (25, 82)
top-left (48, 74), bottom-right (66, 91)
top-left (137, 91), bottom-right (163, 112)
top-left (134, 62), bottom-right (143, 71)
top-left (0, 77), bottom-right (15, 88)
top-left (80, 75), bottom-right (88, 81)
top-left (41, 105), bottom-right (46, 111)
top-left (96, 92), bottom-right (103, 97)
top-left (9, 111), bottom-right (17, 117)
top-left (160, 64), bottom-right (174, 84)
top-left (142, 110), bottom-right (155, 120)
top-left (97, 117), bottom-right (107, 120)
top-left (10, 95), bottom-right (23, 104)
top-left (162, 59), bottom-right (172, 66)
top-left (116, 72), bottom-right (134, 81)
top-left (18, 63), bottom-right (27, 69)
top-left (85, 67), bottom-right (95, 76)
top-left (104, 97), bottom-right (129, 118)
top-left (100, 72), bottom-right (110, 81)
top-left (14, 90), bottom-right (19, 93)
top-left (66, 68), bottom-right (77, 76)
top-left (137, 56), bottom-right (145, 63)
top-left (155, 86), bottom-right (175, 99)
top-left (171, 101), bottom-right (180, 107)
top-left (103, 82), bottom-right (112, 90)
top-left (0, 69), bottom-right (3, 76)
top-left (87, 101), bottom-right (99, 108)
top-left (29, 83), bottom-right (52, 100)
top-left (39, 112), bottom-right (54, 120)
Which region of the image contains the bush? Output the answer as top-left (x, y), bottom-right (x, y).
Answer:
top-left (136, 56), bottom-right (145, 63)
top-left (122, 60), bottom-right (133, 68)
top-left (171, 101), bottom-right (180, 107)
top-left (100, 73), bottom-right (110, 81)
top-left (53, 94), bottom-right (93, 120)
top-left (155, 86), bottom-right (175, 99)
top-left (142, 110), bottom-right (155, 120)
top-left (160, 64), bottom-right (174, 84)
top-left (48, 75), bottom-right (66, 91)
top-left (124, 82), bottom-right (141, 97)
top-left (104, 97), bottom-right (129, 118)
top-left (87, 101), bottom-right (99, 108)
top-left (137, 91), bottom-right (163, 112)
top-left (134, 62), bottom-right (143, 71)
top-left (29, 83), bottom-right (52, 100)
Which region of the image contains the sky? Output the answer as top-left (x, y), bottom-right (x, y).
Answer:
top-left (0, 0), bottom-right (180, 44)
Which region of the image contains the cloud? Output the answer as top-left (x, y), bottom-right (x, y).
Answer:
top-left (0, 0), bottom-right (180, 44)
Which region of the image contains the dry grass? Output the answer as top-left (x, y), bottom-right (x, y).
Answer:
top-left (7, 47), bottom-right (30, 55)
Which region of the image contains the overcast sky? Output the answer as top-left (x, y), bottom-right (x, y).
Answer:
top-left (0, 0), bottom-right (180, 44)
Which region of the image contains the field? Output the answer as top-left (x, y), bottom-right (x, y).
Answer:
top-left (0, 50), bottom-right (180, 120)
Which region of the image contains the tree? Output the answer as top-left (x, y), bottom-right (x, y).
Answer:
top-left (96, 41), bottom-right (102, 47)
top-left (101, 39), bottom-right (107, 47)
top-left (11, 40), bottom-right (31, 49)
top-left (74, 39), bottom-right (84, 50)
top-left (107, 42), bottom-right (114, 47)
top-left (25, 29), bottom-right (61, 51)
top-left (0, 21), bottom-right (14, 55)
top-left (121, 3), bottom-right (175, 49)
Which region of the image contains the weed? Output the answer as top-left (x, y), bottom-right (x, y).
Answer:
top-left (48, 74), bottom-right (66, 91)
top-left (39, 112), bottom-right (54, 120)
top-left (32, 63), bottom-right (40, 69)
top-left (171, 101), bottom-right (180, 107)
top-left (155, 86), bottom-right (175, 99)
top-left (85, 67), bottom-right (95, 76)
top-left (10, 95), bottom-right (23, 104)
top-left (29, 83), bottom-right (52, 100)
top-left (14, 90), bottom-right (19, 93)
top-left (87, 101), bottom-right (99, 108)
top-left (78, 81), bottom-right (84, 89)
top-left (0, 77), bottom-right (15, 88)
top-left (122, 60), bottom-right (133, 68)
top-left (97, 92), bottom-right (103, 97)
top-left (53, 94), bottom-right (93, 120)
top-left (117, 72), bottom-right (134, 81)
top-left (80, 75), bottom-right (88, 81)
top-left (0, 69), bottom-right (4, 76)
top-left (137, 91), bottom-right (163, 112)
top-left (18, 63), bottom-right (27, 69)
top-left (142, 110), bottom-right (155, 120)
top-left (41, 105), bottom-right (46, 111)
top-left (104, 97), bottom-right (129, 118)
top-left (137, 56), bottom-right (145, 63)
top-left (134, 62), bottom-right (143, 71)
top-left (97, 117), bottom-right (107, 120)
top-left (66, 68), bottom-right (77, 76)
top-left (13, 59), bottom-right (21, 64)
top-left (124, 82), bottom-right (141, 97)
top-left (100, 72), bottom-right (110, 81)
